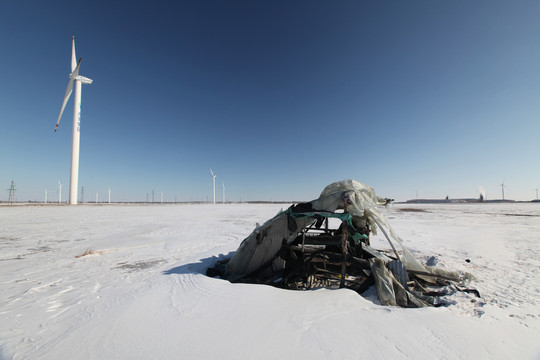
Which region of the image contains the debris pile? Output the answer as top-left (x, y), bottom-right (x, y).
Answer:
top-left (207, 180), bottom-right (477, 307)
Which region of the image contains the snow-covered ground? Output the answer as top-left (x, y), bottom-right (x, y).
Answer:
top-left (1, 203), bottom-right (539, 359)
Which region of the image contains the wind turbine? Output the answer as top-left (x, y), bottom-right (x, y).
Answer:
top-left (210, 168), bottom-right (217, 204)
top-left (500, 181), bottom-right (509, 200)
top-left (222, 182), bottom-right (225, 204)
top-left (58, 181), bottom-right (62, 204)
top-left (55, 35), bottom-right (93, 205)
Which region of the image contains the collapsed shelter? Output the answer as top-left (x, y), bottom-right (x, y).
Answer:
top-left (207, 180), bottom-right (477, 307)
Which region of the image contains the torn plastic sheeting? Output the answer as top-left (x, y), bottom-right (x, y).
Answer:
top-left (388, 260), bottom-right (409, 288)
top-left (369, 258), bottom-right (397, 306)
top-left (370, 258), bottom-right (430, 308)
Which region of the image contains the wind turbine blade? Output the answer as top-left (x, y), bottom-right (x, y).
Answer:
top-left (210, 168), bottom-right (214, 176)
top-left (71, 35), bottom-right (77, 72)
top-left (55, 59), bottom-right (81, 132)
top-left (55, 81), bottom-right (73, 132)
top-left (71, 58), bottom-right (82, 79)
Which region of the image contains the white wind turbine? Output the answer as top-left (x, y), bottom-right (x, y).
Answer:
top-left (210, 168), bottom-right (217, 204)
top-left (58, 180), bottom-right (62, 204)
top-left (55, 35), bottom-right (93, 205)
top-left (222, 182), bottom-right (225, 204)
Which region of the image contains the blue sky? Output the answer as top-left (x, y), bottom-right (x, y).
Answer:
top-left (1, 0), bottom-right (539, 202)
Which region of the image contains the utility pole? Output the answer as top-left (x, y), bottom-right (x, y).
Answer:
top-left (8, 181), bottom-right (16, 205)
top-left (81, 186), bottom-right (85, 203)
top-left (152, 189), bottom-right (155, 203)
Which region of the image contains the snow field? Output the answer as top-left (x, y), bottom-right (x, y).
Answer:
top-left (1, 203), bottom-right (539, 359)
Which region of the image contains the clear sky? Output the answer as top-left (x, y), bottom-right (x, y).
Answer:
top-left (1, 0), bottom-right (539, 203)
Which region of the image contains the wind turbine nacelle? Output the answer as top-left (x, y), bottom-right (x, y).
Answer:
top-left (76, 76), bottom-right (93, 84)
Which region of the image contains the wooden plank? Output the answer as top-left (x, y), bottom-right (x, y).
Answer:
top-left (407, 269), bottom-right (461, 282)
top-left (340, 229), bottom-right (348, 288)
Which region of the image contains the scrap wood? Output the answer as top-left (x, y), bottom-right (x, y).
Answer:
top-left (407, 269), bottom-right (462, 282)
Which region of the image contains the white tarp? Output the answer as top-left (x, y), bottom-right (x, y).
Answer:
top-left (225, 179), bottom-right (433, 280)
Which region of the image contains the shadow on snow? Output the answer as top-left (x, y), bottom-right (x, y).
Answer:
top-left (162, 252), bottom-right (234, 276)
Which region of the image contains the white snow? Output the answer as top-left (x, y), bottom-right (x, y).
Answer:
top-left (1, 203), bottom-right (539, 359)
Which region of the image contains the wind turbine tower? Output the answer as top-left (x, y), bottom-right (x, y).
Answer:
top-left (222, 182), bottom-right (225, 204)
top-left (55, 35), bottom-right (93, 205)
top-left (58, 181), bottom-right (62, 203)
top-left (210, 168), bottom-right (217, 204)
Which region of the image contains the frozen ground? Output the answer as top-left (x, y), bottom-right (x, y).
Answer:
top-left (1, 203), bottom-right (539, 359)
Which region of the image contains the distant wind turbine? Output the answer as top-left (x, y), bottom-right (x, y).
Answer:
top-left (222, 182), bottom-right (225, 204)
top-left (55, 35), bottom-right (93, 205)
top-left (210, 168), bottom-right (217, 204)
top-left (58, 181), bottom-right (62, 204)
top-left (500, 181), bottom-right (509, 200)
